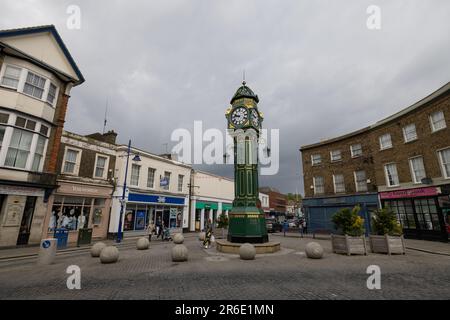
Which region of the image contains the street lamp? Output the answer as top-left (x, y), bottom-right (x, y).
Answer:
top-left (117, 139), bottom-right (141, 243)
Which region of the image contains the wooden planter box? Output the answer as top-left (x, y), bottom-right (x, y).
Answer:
top-left (331, 234), bottom-right (367, 256)
top-left (369, 235), bottom-right (406, 255)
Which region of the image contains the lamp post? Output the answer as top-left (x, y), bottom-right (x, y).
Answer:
top-left (117, 139), bottom-right (141, 243)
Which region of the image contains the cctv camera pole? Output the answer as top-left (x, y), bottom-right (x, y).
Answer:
top-left (117, 139), bottom-right (131, 243)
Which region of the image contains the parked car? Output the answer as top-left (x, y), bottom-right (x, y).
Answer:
top-left (266, 219), bottom-right (282, 233)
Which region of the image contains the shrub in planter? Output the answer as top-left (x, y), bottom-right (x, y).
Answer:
top-left (370, 207), bottom-right (405, 255)
top-left (331, 206), bottom-right (367, 255)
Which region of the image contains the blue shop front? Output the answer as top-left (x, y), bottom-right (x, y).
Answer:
top-left (302, 193), bottom-right (379, 236)
top-left (123, 193), bottom-right (187, 232)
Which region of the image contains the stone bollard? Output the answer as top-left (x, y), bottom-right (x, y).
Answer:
top-left (100, 246), bottom-right (119, 264)
top-left (136, 237), bottom-right (150, 250)
top-left (172, 244), bottom-right (188, 262)
top-left (37, 238), bottom-right (57, 265)
top-left (173, 233), bottom-right (184, 244)
top-left (91, 242), bottom-right (107, 257)
top-left (198, 232), bottom-right (206, 241)
top-left (239, 243), bottom-right (256, 260)
top-left (305, 242), bottom-right (324, 259)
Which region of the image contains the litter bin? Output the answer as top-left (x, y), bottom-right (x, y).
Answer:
top-left (54, 228), bottom-right (69, 249)
top-left (77, 228), bottom-right (93, 247)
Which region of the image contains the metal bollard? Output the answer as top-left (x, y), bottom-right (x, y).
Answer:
top-left (37, 238), bottom-right (57, 265)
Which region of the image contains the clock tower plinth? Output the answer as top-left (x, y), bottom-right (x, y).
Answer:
top-left (225, 81), bottom-right (268, 244)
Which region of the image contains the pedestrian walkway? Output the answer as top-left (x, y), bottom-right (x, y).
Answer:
top-left (0, 231), bottom-right (199, 260)
top-left (271, 232), bottom-right (450, 256)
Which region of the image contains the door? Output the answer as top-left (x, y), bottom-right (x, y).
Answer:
top-left (17, 196), bottom-right (37, 245)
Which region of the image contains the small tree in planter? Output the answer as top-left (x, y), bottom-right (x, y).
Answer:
top-left (370, 207), bottom-right (405, 255)
top-left (331, 205), bottom-right (367, 255)
top-left (217, 213), bottom-right (229, 239)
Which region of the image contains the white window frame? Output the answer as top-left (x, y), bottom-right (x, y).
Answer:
top-left (0, 64), bottom-right (23, 90)
top-left (130, 164), bottom-right (141, 187)
top-left (93, 154), bottom-right (110, 179)
top-left (62, 146), bottom-right (82, 176)
top-left (330, 150), bottom-right (342, 162)
top-left (23, 70), bottom-right (47, 100)
top-left (163, 171), bottom-right (171, 190)
top-left (379, 133), bottom-right (393, 150)
top-left (384, 163), bottom-right (400, 187)
top-left (147, 167), bottom-right (156, 189)
top-left (313, 176), bottom-right (324, 195)
top-left (31, 135), bottom-right (48, 172)
top-left (333, 174), bottom-right (345, 193)
top-left (178, 174), bottom-right (184, 192)
top-left (354, 170), bottom-right (368, 192)
top-left (45, 82), bottom-right (59, 107)
top-left (311, 154), bottom-right (322, 166)
top-left (402, 123), bottom-right (418, 143)
top-left (408, 156), bottom-right (426, 184)
top-left (429, 111), bottom-right (446, 132)
top-left (350, 144), bottom-right (362, 158)
top-left (437, 147), bottom-right (450, 179)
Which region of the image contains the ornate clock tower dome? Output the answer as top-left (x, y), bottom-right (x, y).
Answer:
top-left (225, 81), bottom-right (268, 243)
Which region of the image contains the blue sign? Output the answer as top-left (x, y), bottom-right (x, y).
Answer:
top-left (42, 240), bottom-right (51, 249)
top-left (160, 177), bottom-right (169, 187)
top-left (128, 193), bottom-right (185, 205)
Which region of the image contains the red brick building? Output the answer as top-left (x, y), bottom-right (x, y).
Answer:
top-left (259, 187), bottom-right (287, 220)
top-left (301, 82), bottom-right (450, 242)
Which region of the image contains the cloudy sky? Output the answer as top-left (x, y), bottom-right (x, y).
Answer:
top-left (2, 0), bottom-right (450, 195)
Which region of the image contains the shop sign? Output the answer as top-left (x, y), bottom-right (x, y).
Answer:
top-left (0, 185), bottom-right (44, 197)
top-left (56, 182), bottom-right (112, 197)
top-left (380, 187), bottom-right (440, 200)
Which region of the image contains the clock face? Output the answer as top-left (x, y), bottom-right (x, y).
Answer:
top-left (230, 107), bottom-right (248, 126)
top-left (251, 109), bottom-right (259, 127)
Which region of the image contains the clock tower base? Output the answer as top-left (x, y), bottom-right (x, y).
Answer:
top-left (227, 207), bottom-right (269, 244)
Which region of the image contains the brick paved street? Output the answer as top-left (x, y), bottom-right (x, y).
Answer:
top-left (0, 234), bottom-right (449, 300)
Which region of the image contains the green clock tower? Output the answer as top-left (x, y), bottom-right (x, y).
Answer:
top-left (225, 81), bottom-right (268, 243)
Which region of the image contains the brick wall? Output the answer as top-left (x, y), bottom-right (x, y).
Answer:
top-left (301, 87), bottom-right (450, 197)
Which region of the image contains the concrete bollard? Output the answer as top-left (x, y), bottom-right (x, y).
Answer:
top-left (100, 246), bottom-right (119, 264)
top-left (173, 233), bottom-right (184, 244)
top-left (136, 237), bottom-right (150, 250)
top-left (172, 244), bottom-right (188, 262)
top-left (91, 242), bottom-right (107, 257)
top-left (37, 238), bottom-right (57, 265)
top-left (305, 242), bottom-right (324, 259)
top-left (239, 243), bottom-right (256, 260)
top-left (198, 232), bottom-right (206, 241)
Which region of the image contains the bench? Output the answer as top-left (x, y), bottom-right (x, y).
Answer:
top-left (312, 229), bottom-right (333, 239)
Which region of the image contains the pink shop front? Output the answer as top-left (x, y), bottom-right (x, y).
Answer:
top-left (380, 185), bottom-right (450, 242)
top-left (43, 181), bottom-right (113, 244)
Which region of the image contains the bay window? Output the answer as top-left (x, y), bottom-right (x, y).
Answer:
top-left (1, 65), bottom-right (21, 89)
top-left (5, 128), bottom-right (33, 168)
top-left (23, 71), bottom-right (46, 99)
top-left (31, 135), bottom-right (46, 171)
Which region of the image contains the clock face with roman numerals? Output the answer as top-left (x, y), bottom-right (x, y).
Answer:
top-left (250, 109), bottom-right (259, 127)
top-left (231, 107), bottom-right (248, 126)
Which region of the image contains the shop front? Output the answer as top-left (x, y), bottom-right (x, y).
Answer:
top-left (193, 201), bottom-right (232, 231)
top-left (0, 184), bottom-right (49, 247)
top-left (44, 181), bottom-right (113, 244)
top-left (380, 186), bottom-right (449, 242)
top-left (122, 193), bottom-right (186, 234)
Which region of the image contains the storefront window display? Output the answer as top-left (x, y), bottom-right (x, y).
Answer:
top-left (124, 203), bottom-right (182, 231)
top-left (49, 196), bottom-right (102, 231)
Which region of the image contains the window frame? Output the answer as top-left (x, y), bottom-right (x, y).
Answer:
top-left (62, 146), bottom-right (82, 176)
top-left (354, 170), bottom-right (368, 192)
top-left (313, 176), bottom-right (324, 195)
top-left (384, 163), bottom-right (400, 187)
top-left (402, 123), bottom-right (418, 143)
top-left (350, 144), bottom-right (362, 158)
top-left (0, 64), bottom-right (23, 90)
top-left (330, 150), bottom-right (342, 162)
top-left (437, 147), bottom-right (450, 179)
top-left (23, 70), bottom-right (47, 100)
top-left (130, 164), bottom-right (141, 187)
top-left (93, 154), bottom-right (110, 179)
top-left (333, 174), bottom-right (345, 193)
top-left (408, 156), bottom-right (426, 184)
top-left (311, 154), bottom-right (322, 166)
top-left (379, 133), bottom-right (393, 150)
top-left (147, 167), bottom-right (156, 189)
top-left (178, 174), bottom-right (184, 192)
top-left (429, 111), bottom-right (446, 133)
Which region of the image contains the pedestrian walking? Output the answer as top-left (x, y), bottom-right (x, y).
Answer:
top-left (147, 222), bottom-right (155, 242)
top-left (299, 221), bottom-right (304, 238)
top-left (302, 220), bottom-right (307, 235)
top-left (283, 220), bottom-right (289, 237)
